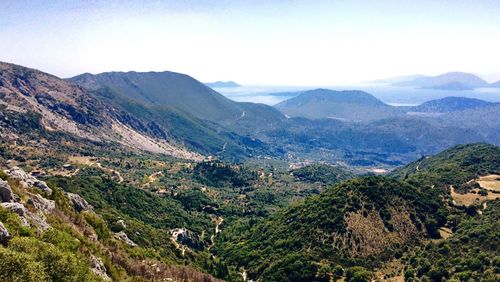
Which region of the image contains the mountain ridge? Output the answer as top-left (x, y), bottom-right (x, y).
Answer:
top-left (392, 72), bottom-right (490, 90)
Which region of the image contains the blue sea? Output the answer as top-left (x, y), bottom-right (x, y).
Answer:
top-left (215, 84), bottom-right (500, 106)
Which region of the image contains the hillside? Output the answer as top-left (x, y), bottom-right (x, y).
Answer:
top-left (0, 62), bottom-right (199, 160)
top-left (70, 72), bottom-right (280, 126)
top-left (213, 176), bottom-right (447, 281)
top-left (213, 144), bottom-right (500, 281)
top-left (393, 72), bottom-right (489, 90)
top-left (391, 143), bottom-right (500, 187)
top-left (0, 165), bottom-right (226, 281)
top-left (274, 89), bottom-right (395, 121)
top-left (408, 97), bottom-right (495, 113)
top-left (401, 199), bottom-right (499, 281)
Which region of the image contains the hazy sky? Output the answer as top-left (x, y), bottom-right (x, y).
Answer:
top-left (1, 0), bottom-right (500, 85)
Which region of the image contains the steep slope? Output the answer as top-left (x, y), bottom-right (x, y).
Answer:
top-left (0, 166), bottom-right (224, 281)
top-left (0, 62), bottom-right (200, 160)
top-left (393, 72), bottom-right (489, 90)
top-left (90, 87), bottom-right (273, 162)
top-left (408, 97), bottom-right (495, 113)
top-left (70, 71), bottom-right (283, 126)
top-left (274, 89), bottom-right (394, 121)
top-left (214, 176), bottom-right (446, 281)
top-left (70, 71), bottom-right (243, 122)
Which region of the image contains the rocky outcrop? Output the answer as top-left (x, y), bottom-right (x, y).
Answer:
top-left (66, 192), bottom-right (93, 212)
top-left (171, 228), bottom-right (205, 251)
top-left (90, 255), bottom-right (111, 281)
top-left (0, 179), bottom-right (15, 202)
top-left (114, 231), bottom-right (137, 247)
top-left (27, 194), bottom-right (55, 213)
top-left (4, 167), bottom-right (52, 195)
top-left (1, 198), bottom-right (52, 231)
top-left (0, 221), bottom-right (10, 243)
top-left (116, 219), bottom-right (126, 229)
top-left (0, 202), bottom-right (29, 226)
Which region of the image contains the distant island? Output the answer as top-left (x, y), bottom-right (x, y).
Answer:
top-left (374, 72), bottom-right (500, 90)
top-left (204, 81), bottom-right (241, 88)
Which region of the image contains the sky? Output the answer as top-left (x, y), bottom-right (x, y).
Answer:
top-left (1, 0), bottom-right (500, 86)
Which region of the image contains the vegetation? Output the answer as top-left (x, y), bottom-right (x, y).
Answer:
top-left (291, 164), bottom-right (354, 185)
top-left (213, 176), bottom-right (447, 281)
top-left (402, 199), bottom-right (500, 281)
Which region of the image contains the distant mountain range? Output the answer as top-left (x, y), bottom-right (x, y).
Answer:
top-left (274, 89), bottom-right (499, 120)
top-left (408, 96), bottom-right (497, 113)
top-left (375, 71), bottom-right (500, 90)
top-left (204, 81), bottom-right (241, 88)
top-left (2, 61), bottom-right (500, 167)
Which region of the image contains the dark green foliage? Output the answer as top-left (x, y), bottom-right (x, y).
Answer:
top-left (193, 161), bottom-right (258, 188)
top-left (46, 168), bottom-right (212, 233)
top-left (214, 176), bottom-right (446, 280)
top-left (403, 199), bottom-right (500, 281)
top-left (175, 189), bottom-right (217, 211)
top-left (292, 164), bottom-right (354, 185)
top-left (345, 266), bottom-right (373, 282)
top-left (392, 143), bottom-right (500, 188)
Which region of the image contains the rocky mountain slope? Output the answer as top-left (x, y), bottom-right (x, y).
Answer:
top-left (0, 62), bottom-right (201, 160)
top-left (0, 166), bottom-right (223, 281)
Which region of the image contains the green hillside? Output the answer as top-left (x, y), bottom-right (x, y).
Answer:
top-left (274, 89), bottom-right (396, 121)
top-left (391, 143), bottom-right (500, 187)
top-left (213, 176), bottom-right (446, 281)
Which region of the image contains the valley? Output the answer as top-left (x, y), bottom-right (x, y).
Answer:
top-left (0, 61), bottom-right (499, 282)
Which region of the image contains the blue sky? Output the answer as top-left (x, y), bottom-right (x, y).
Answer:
top-left (1, 0), bottom-right (500, 85)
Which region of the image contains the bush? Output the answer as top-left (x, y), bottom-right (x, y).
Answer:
top-left (0, 246), bottom-right (48, 282)
top-left (8, 237), bottom-right (98, 282)
top-left (345, 266), bottom-right (373, 282)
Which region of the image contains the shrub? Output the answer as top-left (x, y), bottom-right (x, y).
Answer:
top-left (0, 246), bottom-right (49, 282)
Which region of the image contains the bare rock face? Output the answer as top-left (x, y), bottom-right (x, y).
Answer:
top-left (0, 199), bottom-right (52, 231)
top-left (27, 194), bottom-right (55, 213)
top-left (4, 167), bottom-right (52, 195)
top-left (114, 231), bottom-right (137, 247)
top-left (171, 228), bottom-right (205, 250)
top-left (0, 221), bottom-right (11, 244)
top-left (66, 192), bottom-right (93, 212)
top-left (0, 179), bottom-right (15, 202)
top-left (90, 255), bottom-right (111, 281)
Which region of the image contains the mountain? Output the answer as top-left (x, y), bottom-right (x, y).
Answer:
top-left (0, 62), bottom-right (200, 159)
top-left (491, 80), bottom-right (500, 87)
top-left (205, 81), bottom-right (241, 88)
top-left (408, 97), bottom-right (495, 113)
top-left (393, 72), bottom-right (489, 90)
top-left (69, 71), bottom-right (245, 123)
top-left (274, 89), bottom-right (395, 121)
top-left (69, 72), bottom-right (275, 126)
